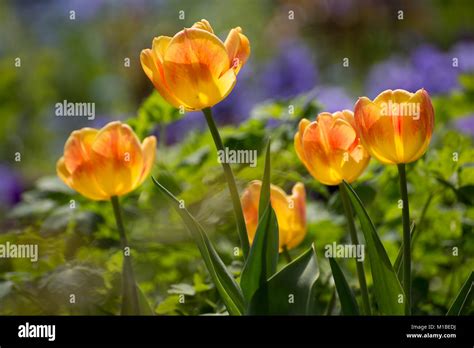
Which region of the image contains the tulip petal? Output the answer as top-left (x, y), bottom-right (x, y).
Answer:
top-left (90, 122), bottom-right (144, 197)
top-left (63, 128), bottom-right (98, 174)
top-left (137, 135), bottom-right (157, 186)
top-left (224, 27), bottom-right (250, 74)
top-left (286, 183), bottom-right (307, 250)
top-left (56, 157), bottom-right (72, 187)
top-left (140, 46), bottom-right (188, 109)
top-left (241, 180), bottom-right (261, 244)
top-left (192, 19), bottom-right (214, 33)
top-left (163, 27), bottom-right (231, 109)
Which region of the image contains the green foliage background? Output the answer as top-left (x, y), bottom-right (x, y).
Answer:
top-left (0, 0), bottom-right (472, 315)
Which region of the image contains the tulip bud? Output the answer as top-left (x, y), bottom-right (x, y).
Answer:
top-left (354, 89), bottom-right (434, 164)
top-left (241, 181), bottom-right (306, 252)
top-left (140, 19), bottom-right (250, 111)
top-left (294, 110), bottom-right (370, 186)
top-left (57, 121), bottom-right (156, 200)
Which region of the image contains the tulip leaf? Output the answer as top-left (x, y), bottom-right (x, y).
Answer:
top-left (258, 139), bottom-right (271, 220)
top-left (240, 204), bottom-right (279, 305)
top-left (248, 244), bottom-right (319, 315)
top-left (240, 139), bottom-right (279, 305)
top-left (343, 181), bottom-right (405, 315)
top-left (328, 257), bottom-right (360, 315)
top-left (120, 256), bottom-right (141, 315)
top-left (447, 271), bottom-right (474, 315)
top-left (152, 177), bottom-right (245, 316)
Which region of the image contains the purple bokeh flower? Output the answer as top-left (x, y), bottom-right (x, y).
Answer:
top-left (312, 85), bottom-right (355, 113)
top-left (454, 114), bottom-right (474, 136)
top-left (261, 41), bottom-right (318, 99)
top-left (366, 57), bottom-right (423, 99)
top-left (410, 45), bottom-right (459, 94)
top-left (450, 41), bottom-right (474, 73)
top-left (0, 164), bottom-right (23, 207)
top-left (366, 44), bottom-right (463, 98)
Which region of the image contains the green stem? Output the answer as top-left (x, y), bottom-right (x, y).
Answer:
top-left (397, 163), bottom-right (411, 315)
top-left (339, 183), bottom-right (371, 315)
top-left (203, 107), bottom-right (250, 259)
top-left (282, 246), bottom-right (293, 263)
top-left (111, 196), bottom-right (140, 315)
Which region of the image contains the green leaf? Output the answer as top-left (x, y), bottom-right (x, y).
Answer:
top-left (394, 221), bottom-right (416, 280)
top-left (137, 286), bottom-right (154, 315)
top-left (120, 258), bottom-right (140, 315)
top-left (240, 204), bottom-right (279, 304)
top-left (328, 258), bottom-right (360, 315)
top-left (240, 139), bottom-right (279, 304)
top-left (343, 181), bottom-right (405, 315)
top-left (248, 244), bottom-right (319, 315)
top-left (152, 177), bottom-right (245, 316)
top-left (258, 140), bottom-right (271, 220)
top-left (447, 271), bottom-right (474, 315)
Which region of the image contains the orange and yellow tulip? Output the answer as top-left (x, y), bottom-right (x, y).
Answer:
top-left (241, 180), bottom-right (306, 252)
top-left (140, 19), bottom-right (250, 111)
top-left (56, 121), bottom-right (156, 201)
top-left (354, 89), bottom-right (434, 164)
top-left (294, 110), bottom-right (370, 186)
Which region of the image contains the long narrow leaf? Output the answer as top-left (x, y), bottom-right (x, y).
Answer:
top-left (152, 177), bottom-right (245, 315)
top-left (447, 271), bottom-right (473, 315)
top-left (248, 244), bottom-right (320, 315)
top-left (328, 258), bottom-right (360, 315)
top-left (240, 139), bottom-right (279, 305)
top-left (258, 140), bottom-right (271, 220)
top-left (343, 181), bottom-right (405, 315)
top-left (240, 203), bottom-right (279, 304)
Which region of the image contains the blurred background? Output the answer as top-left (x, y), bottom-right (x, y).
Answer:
top-left (0, 0), bottom-right (473, 315)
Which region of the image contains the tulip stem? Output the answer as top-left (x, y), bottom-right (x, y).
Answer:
top-left (397, 163), bottom-right (411, 315)
top-left (339, 183), bottom-right (372, 315)
top-left (203, 107), bottom-right (250, 259)
top-left (111, 196), bottom-right (140, 315)
top-left (282, 246), bottom-right (293, 263)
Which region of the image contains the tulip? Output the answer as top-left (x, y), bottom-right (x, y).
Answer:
top-left (241, 180), bottom-right (306, 254)
top-left (354, 89), bottom-right (435, 315)
top-left (294, 110), bottom-right (372, 314)
top-left (140, 19), bottom-right (250, 111)
top-left (56, 121), bottom-right (156, 315)
top-left (141, 19), bottom-right (251, 258)
top-left (354, 88), bottom-right (434, 164)
top-left (294, 110), bottom-right (370, 186)
top-left (57, 121), bottom-right (156, 201)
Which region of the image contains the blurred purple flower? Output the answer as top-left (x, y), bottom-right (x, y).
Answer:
top-left (366, 57), bottom-right (423, 99)
top-left (261, 41), bottom-right (318, 99)
top-left (450, 41), bottom-right (474, 73)
top-left (164, 112), bottom-right (205, 145)
top-left (411, 45), bottom-right (459, 94)
top-left (454, 114), bottom-right (474, 136)
top-left (366, 44), bottom-right (462, 98)
top-left (0, 164), bottom-right (22, 207)
top-left (313, 85), bottom-right (354, 112)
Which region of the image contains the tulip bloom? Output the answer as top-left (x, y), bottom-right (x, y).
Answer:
top-left (294, 110), bottom-right (370, 186)
top-left (140, 19), bottom-right (250, 111)
top-left (57, 121), bottom-right (156, 201)
top-left (354, 89), bottom-right (434, 164)
top-left (241, 181), bottom-right (306, 252)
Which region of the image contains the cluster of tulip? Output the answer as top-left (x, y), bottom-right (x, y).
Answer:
top-left (56, 20), bottom-right (434, 315)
